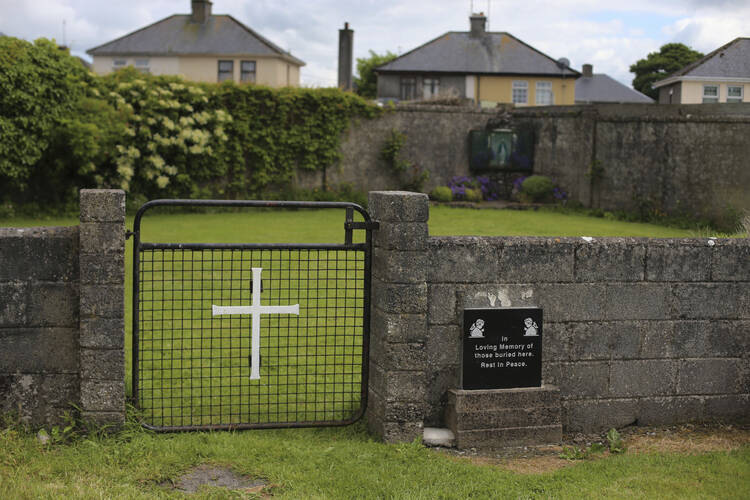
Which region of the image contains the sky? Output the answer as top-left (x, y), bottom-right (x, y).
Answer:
top-left (1, 0), bottom-right (748, 88)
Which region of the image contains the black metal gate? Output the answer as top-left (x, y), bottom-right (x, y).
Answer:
top-left (131, 200), bottom-right (377, 431)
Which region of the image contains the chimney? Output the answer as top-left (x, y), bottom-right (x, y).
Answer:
top-left (338, 22), bottom-right (354, 91)
top-left (470, 13), bottom-right (487, 38)
top-left (191, 0), bottom-right (212, 23)
top-left (582, 64), bottom-right (593, 78)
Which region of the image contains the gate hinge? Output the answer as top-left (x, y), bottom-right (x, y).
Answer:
top-left (125, 230), bottom-right (135, 240)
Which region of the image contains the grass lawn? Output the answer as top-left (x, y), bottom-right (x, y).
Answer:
top-left (3, 207), bottom-right (747, 498)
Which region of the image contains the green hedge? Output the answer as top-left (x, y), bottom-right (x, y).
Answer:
top-left (0, 37), bottom-right (380, 207)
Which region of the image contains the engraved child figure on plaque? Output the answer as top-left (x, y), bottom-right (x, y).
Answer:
top-left (469, 318), bottom-right (485, 338)
top-left (523, 317), bottom-right (539, 336)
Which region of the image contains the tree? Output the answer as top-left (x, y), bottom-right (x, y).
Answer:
top-left (353, 50), bottom-right (397, 99)
top-left (630, 43), bottom-right (704, 100)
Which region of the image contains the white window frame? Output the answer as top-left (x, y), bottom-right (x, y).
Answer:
top-left (113, 59), bottom-right (127, 70)
top-left (702, 84), bottom-right (719, 103)
top-left (535, 81), bottom-right (553, 105)
top-left (218, 60), bottom-right (234, 82)
top-left (241, 60), bottom-right (256, 83)
top-left (512, 80), bottom-right (528, 105)
top-left (727, 85), bottom-right (743, 103)
top-left (422, 77), bottom-right (440, 99)
top-left (135, 58), bottom-right (150, 74)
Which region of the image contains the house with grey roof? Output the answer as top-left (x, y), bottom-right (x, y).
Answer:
top-left (575, 64), bottom-right (653, 104)
top-left (375, 14), bottom-right (579, 106)
top-left (87, 0), bottom-right (304, 87)
top-left (652, 38), bottom-right (750, 104)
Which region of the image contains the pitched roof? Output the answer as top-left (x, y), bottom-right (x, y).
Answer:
top-left (376, 31), bottom-right (579, 76)
top-left (653, 38), bottom-right (750, 88)
top-left (87, 14), bottom-right (304, 66)
top-left (575, 74), bottom-right (653, 103)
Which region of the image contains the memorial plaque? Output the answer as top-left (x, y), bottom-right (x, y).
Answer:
top-left (462, 307), bottom-right (543, 390)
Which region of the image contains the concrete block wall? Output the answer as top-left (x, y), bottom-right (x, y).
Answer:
top-left (367, 191), bottom-right (750, 441)
top-left (0, 190), bottom-right (126, 427)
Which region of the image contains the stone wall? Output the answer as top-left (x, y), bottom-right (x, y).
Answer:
top-left (0, 190), bottom-right (125, 427)
top-left (301, 103), bottom-right (750, 226)
top-left (368, 191), bottom-right (749, 443)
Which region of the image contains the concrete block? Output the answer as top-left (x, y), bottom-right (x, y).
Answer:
top-left (646, 244), bottom-right (711, 282)
top-left (80, 285), bottom-right (125, 319)
top-left (80, 411), bottom-right (125, 428)
top-left (424, 366), bottom-right (460, 425)
top-left (638, 396), bottom-right (703, 425)
top-left (0, 328), bottom-right (78, 373)
top-left (79, 318), bottom-right (125, 349)
top-left (79, 252), bottom-right (124, 285)
top-left (79, 222), bottom-right (125, 255)
top-left (368, 362), bottom-right (425, 402)
top-left (671, 320), bottom-right (747, 358)
top-left (428, 285), bottom-right (457, 325)
top-left (448, 406), bottom-right (561, 431)
top-left (711, 241), bottom-right (750, 281)
top-left (703, 394), bottom-right (750, 420)
top-left (0, 227), bottom-right (78, 281)
top-left (454, 425), bottom-right (562, 449)
top-left (27, 283), bottom-right (78, 327)
top-left (368, 191), bottom-right (429, 223)
top-left (497, 238), bottom-right (575, 282)
top-left (0, 373), bottom-right (80, 427)
top-left (547, 362), bottom-right (609, 398)
top-left (80, 379), bottom-right (125, 412)
top-left (566, 321), bottom-right (643, 361)
top-left (610, 360), bottom-right (676, 397)
top-left (425, 324), bottom-right (461, 368)
top-left (373, 249), bottom-right (428, 283)
top-left (604, 283), bottom-right (670, 320)
top-left (373, 222), bottom-right (428, 250)
top-left (563, 398), bottom-right (639, 432)
top-left (428, 238), bottom-right (499, 283)
top-left (79, 189), bottom-right (125, 223)
top-left (372, 279), bottom-right (427, 314)
top-left (537, 284), bottom-right (608, 321)
top-left (382, 420), bottom-right (424, 443)
top-left (369, 339), bottom-right (426, 371)
top-left (371, 309), bottom-right (427, 344)
top-left (671, 283), bottom-right (748, 319)
top-left (677, 359), bottom-right (741, 395)
top-left (381, 399), bottom-right (426, 422)
top-left (447, 386), bottom-right (561, 413)
top-left (541, 322), bottom-right (568, 362)
top-left (80, 348), bottom-right (125, 381)
top-left (0, 282), bottom-right (27, 326)
top-left (576, 240), bottom-right (645, 282)
top-left (640, 321), bottom-right (676, 359)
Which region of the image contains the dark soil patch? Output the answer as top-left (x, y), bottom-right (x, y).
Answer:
top-left (161, 464), bottom-right (268, 495)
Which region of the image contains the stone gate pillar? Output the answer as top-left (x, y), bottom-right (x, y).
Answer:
top-left (367, 191), bottom-right (430, 442)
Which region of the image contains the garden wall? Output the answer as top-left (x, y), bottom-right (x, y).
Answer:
top-left (0, 190), bottom-right (125, 427)
top-left (367, 191), bottom-right (750, 443)
top-left (303, 103), bottom-right (750, 226)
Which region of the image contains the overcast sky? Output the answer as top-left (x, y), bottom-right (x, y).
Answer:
top-left (1, 0), bottom-right (748, 88)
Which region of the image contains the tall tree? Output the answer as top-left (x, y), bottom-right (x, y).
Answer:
top-left (353, 50), bottom-right (397, 99)
top-left (630, 43), bottom-right (704, 99)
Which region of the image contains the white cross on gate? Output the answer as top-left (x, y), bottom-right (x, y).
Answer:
top-left (211, 267), bottom-right (299, 380)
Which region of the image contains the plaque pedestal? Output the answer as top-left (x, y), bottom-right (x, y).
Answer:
top-left (445, 385), bottom-right (562, 449)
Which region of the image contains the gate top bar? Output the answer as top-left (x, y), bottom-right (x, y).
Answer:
top-left (133, 198), bottom-right (373, 235)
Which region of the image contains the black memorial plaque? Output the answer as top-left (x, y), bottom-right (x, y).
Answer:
top-left (462, 307), bottom-right (543, 390)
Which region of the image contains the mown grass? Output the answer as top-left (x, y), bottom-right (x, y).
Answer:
top-left (0, 421), bottom-right (748, 499)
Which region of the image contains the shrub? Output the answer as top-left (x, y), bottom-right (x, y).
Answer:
top-left (465, 188), bottom-right (483, 203)
top-left (449, 175), bottom-right (501, 202)
top-left (520, 175), bottom-right (554, 203)
top-left (430, 186), bottom-right (452, 202)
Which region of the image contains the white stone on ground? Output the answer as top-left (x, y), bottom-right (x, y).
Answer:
top-left (423, 427), bottom-right (456, 447)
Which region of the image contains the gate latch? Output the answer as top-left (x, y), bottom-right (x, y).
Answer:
top-left (344, 207), bottom-right (379, 245)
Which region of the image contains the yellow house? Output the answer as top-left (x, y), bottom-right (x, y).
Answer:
top-left (87, 0), bottom-right (304, 86)
top-left (652, 38), bottom-right (750, 104)
top-left (375, 14), bottom-right (579, 106)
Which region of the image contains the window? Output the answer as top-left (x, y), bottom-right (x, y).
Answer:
top-left (423, 77), bottom-right (440, 99)
top-left (727, 85), bottom-right (743, 103)
top-left (512, 81), bottom-right (528, 105)
top-left (241, 60), bottom-right (256, 83)
top-left (400, 77), bottom-right (416, 101)
top-left (702, 85), bottom-right (719, 103)
top-left (135, 58), bottom-right (150, 74)
top-left (218, 60), bottom-right (234, 82)
top-left (535, 81), bottom-right (553, 105)
top-left (113, 59), bottom-right (126, 70)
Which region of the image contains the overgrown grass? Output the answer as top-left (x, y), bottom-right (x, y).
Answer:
top-left (0, 420), bottom-right (748, 499)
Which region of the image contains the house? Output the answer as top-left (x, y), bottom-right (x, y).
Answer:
top-left (87, 0), bottom-right (304, 86)
top-left (575, 64), bottom-right (653, 104)
top-left (375, 13), bottom-right (579, 106)
top-left (652, 38), bottom-right (750, 104)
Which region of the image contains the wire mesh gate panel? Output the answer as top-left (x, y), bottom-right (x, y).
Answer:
top-left (132, 200), bottom-right (376, 431)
